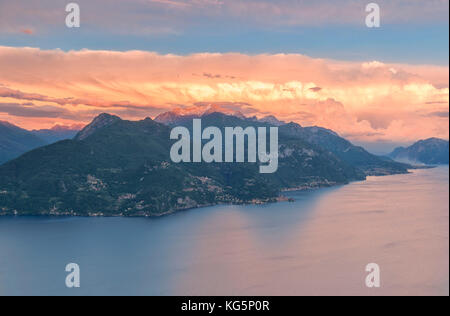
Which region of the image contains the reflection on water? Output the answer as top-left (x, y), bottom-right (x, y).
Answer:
top-left (0, 167), bottom-right (448, 296)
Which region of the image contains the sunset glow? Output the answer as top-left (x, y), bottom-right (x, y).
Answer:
top-left (0, 0), bottom-right (448, 147)
top-left (0, 46), bottom-right (448, 144)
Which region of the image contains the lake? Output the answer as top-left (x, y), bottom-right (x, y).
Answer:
top-left (0, 166), bottom-right (448, 296)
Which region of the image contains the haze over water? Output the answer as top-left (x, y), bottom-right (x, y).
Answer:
top-left (0, 167), bottom-right (448, 296)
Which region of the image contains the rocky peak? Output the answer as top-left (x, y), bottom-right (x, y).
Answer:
top-left (75, 113), bottom-right (121, 141)
top-left (259, 115), bottom-right (286, 126)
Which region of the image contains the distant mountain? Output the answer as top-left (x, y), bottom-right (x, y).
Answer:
top-left (32, 124), bottom-right (83, 144)
top-left (157, 109), bottom-right (410, 176)
top-left (154, 111), bottom-right (198, 126)
top-left (0, 121), bottom-right (83, 165)
top-left (0, 121), bottom-right (47, 165)
top-left (155, 104), bottom-right (275, 126)
top-left (389, 138), bottom-right (449, 165)
top-left (278, 123), bottom-right (411, 176)
top-left (258, 115), bottom-right (286, 126)
top-left (0, 113), bottom-right (366, 216)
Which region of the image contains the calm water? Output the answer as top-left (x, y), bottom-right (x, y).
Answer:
top-left (0, 167), bottom-right (448, 296)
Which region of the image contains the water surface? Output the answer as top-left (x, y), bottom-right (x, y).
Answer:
top-left (0, 167), bottom-right (448, 296)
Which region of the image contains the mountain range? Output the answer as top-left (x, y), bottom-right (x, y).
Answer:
top-left (0, 121), bottom-right (47, 165)
top-left (156, 107), bottom-right (409, 176)
top-left (0, 109), bottom-right (413, 217)
top-left (31, 124), bottom-right (83, 144)
top-left (389, 138), bottom-right (449, 165)
top-left (0, 122), bottom-right (81, 165)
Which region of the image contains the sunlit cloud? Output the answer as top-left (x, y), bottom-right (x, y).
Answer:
top-left (0, 46), bottom-right (448, 143)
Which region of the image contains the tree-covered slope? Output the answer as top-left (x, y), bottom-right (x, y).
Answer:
top-left (156, 110), bottom-right (410, 176)
top-left (0, 113), bottom-right (365, 216)
top-left (278, 123), bottom-right (410, 176)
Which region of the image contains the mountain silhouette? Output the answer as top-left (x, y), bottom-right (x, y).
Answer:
top-left (389, 138), bottom-right (449, 165)
top-left (0, 112), bottom-right (381, 216)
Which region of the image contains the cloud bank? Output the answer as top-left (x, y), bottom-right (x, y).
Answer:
top-left (0, 46), bottom-right (448, 143)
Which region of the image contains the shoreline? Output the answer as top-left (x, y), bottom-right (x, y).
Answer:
top-left (0, 179), bottom-right (383, 219)
top-left (0, 166), bottom-right (440, 219)
top-left (0, 183), bottom-right (339, 218)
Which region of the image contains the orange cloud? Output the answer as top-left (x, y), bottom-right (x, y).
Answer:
top-left (0, 46), bottom-right (448, 143)
top-left (20, 28), bottom-right (34, 35)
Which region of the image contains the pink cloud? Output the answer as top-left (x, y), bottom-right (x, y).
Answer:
top-left (0, 46), bottom-right (448, 142)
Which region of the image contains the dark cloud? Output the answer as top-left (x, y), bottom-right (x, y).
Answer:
top-left (200, 73), bottom-right (237, 80)
top-left (0, 101), bottom-right (167, 122)
top-left (0, 86), bottom-right (87, 106)
top-left (425, 111), bottom-right (449, 118)
top-left (0, 86), bottom-right (157, 110)
top-left (0, 102), bottom-right (76, 119)
top-left (425, 101), bottom-right (449, 105)
top-left (342, 131), bottom-right (385, 138)
top-left (203, 73), bottom-right (222, 79)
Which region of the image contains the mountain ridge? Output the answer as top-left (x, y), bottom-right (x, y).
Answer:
top-left (32, 124), bottom-right (82, 144)
top-left (389, 138), bottom-right (449, 165)
top-left (0, 112), bottom-right (368, 217)
top-left (156, 109), bottom-right (411, 176)
top-left (1, 121), bottom-right (83, 165)
top-left (0, 111), bottom-right (432, 217)
top-left (0, 121), bottom-right (47, 165)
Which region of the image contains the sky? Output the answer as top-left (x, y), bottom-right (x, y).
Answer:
top-left (0, 0), bottom-right (448, 152)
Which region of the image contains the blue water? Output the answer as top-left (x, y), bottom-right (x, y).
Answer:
top-left (0, 167), bottom-right (448, 296)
